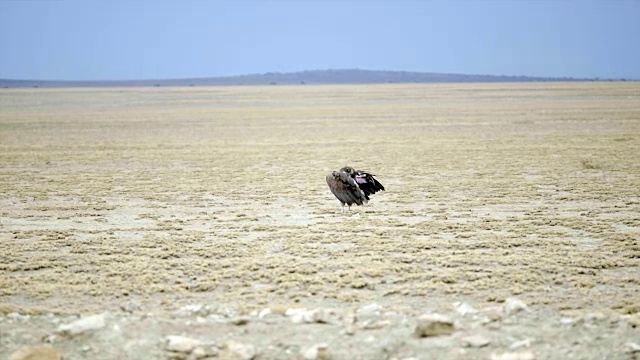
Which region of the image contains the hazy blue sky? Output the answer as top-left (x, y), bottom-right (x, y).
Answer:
top-left (1, 0), bottom-right (639, 80)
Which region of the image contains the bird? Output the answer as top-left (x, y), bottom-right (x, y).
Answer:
top-left (326, 166), bottom-right (385, 212)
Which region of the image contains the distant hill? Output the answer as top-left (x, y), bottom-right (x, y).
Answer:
top-left (0, 69), bottom-right (624, 88)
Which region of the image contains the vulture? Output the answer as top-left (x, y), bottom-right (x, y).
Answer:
top-left (326, 166), bottom-right (385, 212)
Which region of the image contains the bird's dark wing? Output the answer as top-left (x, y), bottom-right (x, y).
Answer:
top-left (354, 171), bottom-right (385, 200)
top-left (326, 171), bottom-right (367, 206)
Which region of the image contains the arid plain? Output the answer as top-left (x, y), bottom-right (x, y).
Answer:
top-left (1, 83), bottom-right (639, 359)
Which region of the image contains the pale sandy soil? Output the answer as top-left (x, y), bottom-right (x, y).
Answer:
top-left (0, 83), bottom-right (639, 359)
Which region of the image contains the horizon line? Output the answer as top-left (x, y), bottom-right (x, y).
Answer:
top-left (0, 68), bottom-right (636, 84)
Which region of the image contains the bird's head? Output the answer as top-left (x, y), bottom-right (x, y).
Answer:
top-left (340, 166), bottom-right (356, 175)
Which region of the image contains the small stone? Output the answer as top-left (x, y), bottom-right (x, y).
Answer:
top-left (343, 312), bottom-right (356, 325)
top-left (230, 316), bottom-right (250, 325)
top-left (208, 314), bottom-right (228, 323)
top-left (342, 324), bottom-right (356, 335)
top-left (490, 351), bottom-right (536, 360)
top-left (625, 313), bottom-right (640, 328)
top-left (364, 335), bottom-right (377, 343)
top-left (626, 342), bottom-right (640, 353)
top-left (355, 304), bottom-right (385, 329)
top-left (286, 308), bottom-right (337, 324)
top-left (258, 308), bottom-right (272, 318)
top-left (453, 302), bottom-right (478, 316)
top-left (121, 300), bottom-right (142, 313)
top-left (7, 313), bottom-right (31, 322)
top-left (285, 308), bottom-right (309, 323)
top-left (48, 316), bottom-right (61, 325)
top-left (359, 319), bottom-right (390, 330)
top-left (462, 334), bottom-right (490, 348)
top-left (284, 308), bottom-right (304, 316)
top-left (220, 340), bottom-right (256, 360)
top-left (210, 303), bottom-right (235, 317)
top-left (503, 298), bottom-right (527, 316)
top-left (481, 306), bottom-right (504, 322)
top-left (81, 345), bottom-right (92, 352)
top-left (176, 304), bottom-right (210, 317)
top-left (56, 313), bottom-right (107, 336)
top-left (559, 318), bottom-right (575, 326)
top-left (165, 335), bottom-right (201, 353)
top-left (509, 338), bottom-right (533, 350)
top-left (316, 309), bottom-right (340, 324)
top-left (415, 313), bottom-right (455, 337)
top-left (608, 314), bottom-right (621, 325)
top-left (583, 312), bottom-right (607, 324)
top-left (302, 343), bottom-right (331, 360)
top-left (191, 347), bottom-right (208, 358)
top-left (42, 334), bottom-right (57, 344)
top-left (9, 345), bottom-right (63, 360)
top-left (194, 346), bottom-right (219, 358)
top-left (290, 309), bottom-right (315, 324)
top-left (341, 312), bottom-right (356, 335)
top-left (356, 304), bottom-right (382, 319)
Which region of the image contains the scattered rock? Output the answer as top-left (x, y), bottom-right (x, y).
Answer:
top-left (356, 304), bottom-right (382, 320)
top-left (415, 313), bottom-right (455, 337)
top-left (355, 304), bottom-right (387, 329)
top-left (210, 303), bottom-right (236, 318)
top-left (341, 313), bottom-right (356, 335)
top-left (625, 313), bottom-right (640, 328)
top-left (342, 325), bottom-right (356, 336)
top-left (453, 302), bottom-right (478, 316)
top-left (9, 345), bottom-right (63, 360)
top-left (462, 334), bottom-right (490, 348)
top-left (197, 345), bottom-right (222, 359)
top-left (121, 300), bottom-right (142, 313)
top-left (479, 306), bottom-right (504, 324)
top-left (490, 351), bottom-right (536, 360)
top-left (7, 313), bottom-right (31, 322)
top-left (165, 335), bottom-right (202, 353)
top-left (509, 338), bottom-right (533, 350)
top-left (503, 298), bottom-right (527, 316)
top-left (192, 347), bottom-right (208, 359)
top-left (56, 313), bottom-right (107, 336)
top-left (582, 312), bottom-right (607, 324)
top-left (285, 308), bottom-right (310, 323)
top-left (42, 334), bottom-right (57, 344)
top-left (626, 342), bottom-right (640, 353)
top-left (359, 319), bottom-right (390, 330)
top-left (230, 316), bottom-right (250, 326)
top-left (192, 346), bottom-right (219, 359)
top-left (317, 309), bottom-right (341, 324)
top-left (343, 312), bottom-right (356, 325)
top-left (257, 308), bottom-right (272, 318)
top-left (301, 343), bottom-right (331, 360)
top-left (286, 308), bottom-right (338, 324)
top-left (559, 317), bottom-right (575, 326)
top-left (176, 304), bottom-right (210, 317)
top-left (220, 340), bottom-right (256, 360)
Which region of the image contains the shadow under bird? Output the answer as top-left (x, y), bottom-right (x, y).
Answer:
top-left (326, 166), bottom-right (385, 212)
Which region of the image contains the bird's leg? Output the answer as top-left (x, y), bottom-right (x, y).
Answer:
top-left (341, 204), bottom-right (345, 213)
top-left (348, 205), bottom-right (352, 211)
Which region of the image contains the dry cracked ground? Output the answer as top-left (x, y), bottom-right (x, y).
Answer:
top-left (0, 83), bottom-right (639, 359)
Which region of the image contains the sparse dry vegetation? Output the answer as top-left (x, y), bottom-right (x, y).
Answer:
top-left (1, 82), bottom-right (639, 359)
